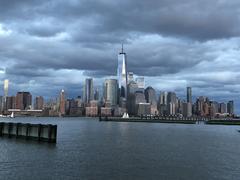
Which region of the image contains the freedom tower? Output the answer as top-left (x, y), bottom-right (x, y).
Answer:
top-left (117, 44), bottom-right (128, 104)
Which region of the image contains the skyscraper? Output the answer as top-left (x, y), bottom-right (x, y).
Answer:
top-left (83, 78), bottom-right (94, 104)
top-left (104, 79), bottom-right (118, 106)
top-left (16, 92), bottom-right (32, 110)
top-left (2, 79), bottom-right (9, 110)
top-left (227, 100), bottom-right (234, 115)
top-left (35, 96), bottom-right (44, 110)
top-left (145, 86), bottom-right (158, 114)
top-left (94, 88), bottom-right (99, 101)
top-left (187, 87), bottom-right (192, 103)
top-left (128, 72), bottom-right (134, 83)
top-left (59, 89), bottom-right (65, 116)
top-left (159, 91), bottom-right (168, 105)
top-left (219, 102), bottom-right (227, 114)
top-left (145, 87), bottom-right (157, 106)
top-left (4, 79), bottom-right (9, 98)
top-left (117, 45), bottom-right (128, 98)
top-left (136, 77), bottom-right (145, 90)
top-left (6, 96), bottom-right (16, 110)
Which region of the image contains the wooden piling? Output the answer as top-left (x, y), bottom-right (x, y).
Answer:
top-left (0, 122), bottom-right (57, 143)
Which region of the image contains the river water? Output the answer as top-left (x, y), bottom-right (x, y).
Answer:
top-left (0, 117), bottom-right (240, 180)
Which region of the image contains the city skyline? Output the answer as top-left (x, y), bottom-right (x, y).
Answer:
top-left (0, 0), bottom-right (239, 113)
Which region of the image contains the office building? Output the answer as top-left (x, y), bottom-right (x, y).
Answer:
top-left (145, 86), bottom-right (158, 114)
top-left (136, 103), bottom-right (151, 116)
top-left (117, 45), bottom-right (128, 98)
top-left (4, 79), bottom-right (9, 98)
top-left (35, 96), bottom-right (44, 110)
top-left (219, 102), bottom-right (227, 114)
top-left (94, 89), bottom-right (99, 101)
top-left (127, 81), bottom-right (139, 115)
top-left (187, 87), bottom-right (192, 103)
top-left (136, 77), bottom-right (145, 89)
top-left (104, 79), bottom-right (118, 106)
top-left (128, 72), bottom-right (134, 83)
top-left (16, 92), bottom-right (32, 110)
top-left (85, 100), bottom-right (98, 116)
top-left (182, 102), bottom-right (192, 117)
top-left (83, 78), bottom-right (94, 104)
top-left (159, 91), bottom-right (168, 105)
top-left (227, 100), bottom-right (234, 115)
top-left (59, 89), bottom-right (65, 116)
top-left (6, 96), bottom-right (16, 110)
top-left (145, 87), bottom-right (157, 106)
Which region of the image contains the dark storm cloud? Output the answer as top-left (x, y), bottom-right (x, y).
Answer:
top-left (2, 0), bottom-right (240, 40)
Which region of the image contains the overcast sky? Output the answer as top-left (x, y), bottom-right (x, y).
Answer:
top-left (0, 0), bottom-right (239, 112)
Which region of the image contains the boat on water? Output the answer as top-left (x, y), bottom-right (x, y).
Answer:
top-left (122, 113), bottom-right (129, 119)
top-left (0, 112), bottom-right (15, 118)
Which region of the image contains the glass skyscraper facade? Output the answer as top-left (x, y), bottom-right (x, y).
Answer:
top-left (84, 78), bottom-right (94, 104)
top-left (104, 79), bottom-right (118, 106)
top-left (187, 87), bottom-right (192, 103)
top-left (117, 45), bottom-right (128, 99)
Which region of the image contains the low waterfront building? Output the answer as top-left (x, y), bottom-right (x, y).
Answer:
top-left (101, 107), bottom-right (112, 116)
top-left (136, 103), bottom-right (151, 116)
top-left (85, 100), bottom-right (98, 116)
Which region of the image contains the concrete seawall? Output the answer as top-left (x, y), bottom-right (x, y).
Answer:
top-left (0, 122), bottom-right (57, 143)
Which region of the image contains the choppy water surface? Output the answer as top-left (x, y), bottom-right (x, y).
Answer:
top-left (0, 117), bottom-right (240, 180)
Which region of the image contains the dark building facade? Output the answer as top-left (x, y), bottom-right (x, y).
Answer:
top-left (16, 92), bottom-right (32, 110)
top-left (34, 96), bottom-right (44, 110)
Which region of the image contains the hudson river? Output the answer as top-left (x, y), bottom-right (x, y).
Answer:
top-left (0, 117), bottom-right (240, 180)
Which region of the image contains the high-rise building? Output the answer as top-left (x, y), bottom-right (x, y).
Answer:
top-left (136, 77), bottom-right (145, 89)
top-left (35, 96), bottom-right (44, 110)
top-left (145, 87), bottom-right (157, 106)
top-left (127, 81), bottom-right (139, 115)
top-left (134, 91), bottom-right (146, 115)
top-left (219, 102), bottom-right (227, 114)
top-left (210, 101), bottom-right (219, 117)
top-left (94, 89), bottom-right (99, 101)
top-left (182, 102), bottom-right (192, 117)
top-left (104, 79), bottom-right (118, 106)
top-left (4, 79), bottom-right (9, 97)
top-left (2, 79), bottom-right (9, 110)
top-left (187, 87), bottom-right (192, 103)
top-left (145, 86), bottom-right (158, 114)
top-left (128, 72), bottom-right (134, 83)
top-left (0, 96), bottom-right (3, 112)
top-left (134, 91), bottom-right (146, 105)
top-left (83, 78), bottom-right (94, 104)
top-left (167, 92), bottom-right (177, 115)
top-left (159, 91), bottom-right (168, 105)
top-left (117, 45), bottom-right (128, 98)
top-left (158, 91), bottom-right (168, 115)
top-left (227, 100), bottom-right (234, 115)
top-left (16, 92), bottom-right (32, 110)
top-left (59, 89), bottom-right (65, 116)
top-left (167, 92), bottom-right (177, 104)
top-left (6, 96), bottom-right (16, 110)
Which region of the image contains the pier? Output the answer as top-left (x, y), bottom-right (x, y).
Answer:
top-left (0, 122), bottom-right (57, 143)
top-left (99, 116), bottom-right (199, 124)
top-left (99, 116), bottom-right (240, 125)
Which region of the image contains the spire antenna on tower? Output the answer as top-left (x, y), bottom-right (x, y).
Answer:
top-left (121, 43), bottom-right (124, 53)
